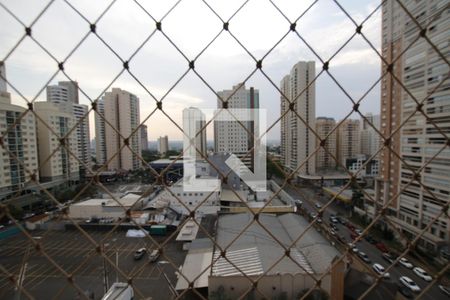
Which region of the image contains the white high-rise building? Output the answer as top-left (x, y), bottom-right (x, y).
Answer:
top-left (0, 94), bottom-right (39, 197)
top-left (360, 113), bottom-right (381, 159)
top-left (380, 0), bottom-right (450, 251)
top-left (214, 83), bottom-right (259, 170)
top-left (183, 107), bottom-right (206, 161)
top-left (95, 88), bottom-right (141, 171)
top-left (47, 81), bottom-right (90, 172)
top-left (35, 102), bottom-right (79, 182)
top-left (280, 61), bottom-right (316, 176)
top-left (157, 135), bottom-right (169, 156)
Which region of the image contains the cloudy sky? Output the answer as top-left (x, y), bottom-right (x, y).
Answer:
top-left (0, 0), bottom-right (382, 142)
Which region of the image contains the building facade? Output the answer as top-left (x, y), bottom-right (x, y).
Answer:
top-left (0, 61), bottom-right (7, 93)
top-left (96, 88), bottom-right (141, 171)
top-left (214, 83), bottom-right (259, 170)
top-left (0, 95), bottom-right (39, 197)
top-left (360, 113), bottom-right (381, 159)
top-left (157, 135), bottom-right (169, 156)
top-left (183, 107), bottom-right (206, 161)
top-left (380, 0), bottom-right (450, 251)
top-left (140, 124), bottom-right (148, 151)
top-left (47, 81), bottom-right (90, 173)
top-left (95, 99), bottom-right (106, 165)
top-left (35, 102), bottom-right (79, 182)
top-left (337, 119), bottom-right (360, 168)
top-left (280, 61), bottom-right (316, 176)
top-left (316, 117), bottom-right (337, 171)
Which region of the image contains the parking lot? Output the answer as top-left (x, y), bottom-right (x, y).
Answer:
top-left (0, 228), bottom-right (187, 299)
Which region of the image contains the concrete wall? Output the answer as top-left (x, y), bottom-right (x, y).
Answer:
top-left (209, 273), bottom-right (333, 300)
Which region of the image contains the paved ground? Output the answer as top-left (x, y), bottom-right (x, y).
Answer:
top-left (0, 228), bottom-right (187, 300)
top-left (275, 178), bottom-right (448, 299)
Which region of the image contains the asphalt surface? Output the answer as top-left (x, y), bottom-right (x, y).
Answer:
top-left (276, 179), bottom-right (448, 300)
top-left (0, 228), bottom-right (187, 300)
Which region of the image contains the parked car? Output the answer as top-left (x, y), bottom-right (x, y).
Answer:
top-left (350, 232), bottom-right (359, 241)
top-left (399, 276), bottom-right (421, 293)
top-left (375, 242), bottom-right (388, 253)
top-left (413, 267), bottom-right (432, 281)
top-left (372, 263), bottom-right (390, 279)
top-left (358, 251), bottom-right (371, 263)
top-left (398, 285), bottom-right (414, 299)
top-left (315, 202), bottom-right (322, 209)
top-left (364, 235), bottom-right (376, 243)
top-left (148, 249), bottom-right (160, 262)
top-left (399, 257), bottom-right (413, 269)
top-left (329, 216), bottom-right (338, 224)
top-left (330, 224), bottom-right (338, 231)
top-left (133, 248), bottom-right (146, 260)
top-left (346, 223), bottom-right (355, 231)
top-left (438, 285), bottom-right (450, 297)
top-left (382, 252), bottom-right (394, 264)
top-left (354, 228), bottom-right (363, 235)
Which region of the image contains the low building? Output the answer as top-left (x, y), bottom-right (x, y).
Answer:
top-left (208, 213), bottom-right (343, 299)
top-left (346, 155), bottom-right (379, 177)
top-left (69, 193), bottom-right (144, 219)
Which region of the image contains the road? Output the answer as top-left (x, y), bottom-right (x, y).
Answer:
top-left (275, 178), bottom-right (447, 299)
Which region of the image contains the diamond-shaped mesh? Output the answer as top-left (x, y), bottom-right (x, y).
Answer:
top-left (0, 0), bottom-right (449, 299)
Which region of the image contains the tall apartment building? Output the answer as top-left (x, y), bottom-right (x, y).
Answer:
top-left (95, 88), bottom-right (141, 171)
top-left (360, 113), bottom-right (381, 158)
top-left (280, 61), bottom-right (316, 176)
top-left (380, 0), bottom-right (450, 251)
top-left (35, 102), bottom-right (79, 182)
top-left (0, 93), bottom-right (39, 197)
top-left (315, 117), bottom-right (337, 171)
top-left (47, 82), bottom-right (90, 172)
top-left (158, 135), bottom-right (169, 156)
top-left (95, 99), bottom-right (106, 165)
top-left (0, 61), bottom-right (6, 93)
top-left (337, 119), bottom-right (360, 167)
top-left (140, 124), bottom-right (148, 151)
top-left (214, 83), bottom-right (259, 170)
top-left (183, 107), bottom-right (207, 160)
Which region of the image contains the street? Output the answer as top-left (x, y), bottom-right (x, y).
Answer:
top-left (275, 178), bottom-right (447, 299)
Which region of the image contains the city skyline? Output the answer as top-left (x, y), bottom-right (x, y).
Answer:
top-left (0, 0), bottom-right (382, 141)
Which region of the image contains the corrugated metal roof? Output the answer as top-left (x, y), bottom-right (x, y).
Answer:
top-left (214, 213), bottom-right (339, 276)
top-left (212, 247), bottom-right (263, 276)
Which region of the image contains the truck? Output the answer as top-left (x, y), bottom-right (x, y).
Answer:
top-left (150, 224), bottom-right (167, 236)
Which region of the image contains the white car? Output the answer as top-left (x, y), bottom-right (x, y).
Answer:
top-left (315, 202), bottom-right (322, 209)
top-left (399, 257), bottom-right (413, 269)
top-left (399, 276), bottom-right (421, 293)
top-left (347, 243), bottom-right (359, 253)
top-left (413, 267), bottom-right (432, 281)
top-left (372, 263), bottom-right (390, 279)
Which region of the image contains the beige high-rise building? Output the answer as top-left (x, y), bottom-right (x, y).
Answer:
top-left (0, 95), bottom-right (39, 197)
top-left (140, 124), bottom-right (148, 151)
top-left (337, 119), bottom-right (360, 167)
top-left (35, 102), bottom-right (79, 182)
top-left (96, 88), bottom-right (141, 171)
top-left (47, 81), bottom-right (91, 172)
top-left (280, 61), bottom-right (316, 176)
top-left (183, 107), bottom-right (206, 161)
top-left (95, 99), bottom-right (106, 165)
top-left (158, 135), bottom-right (169, 156)
top-left (214, 83), bottom-right (259, 170)
top-left (316, 117), bottom-right (337, 171)
top-left (380, 0), bottom-right (450, 251)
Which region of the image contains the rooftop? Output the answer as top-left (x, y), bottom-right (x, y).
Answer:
top-left (213, 213), bottom-right (339, 276)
